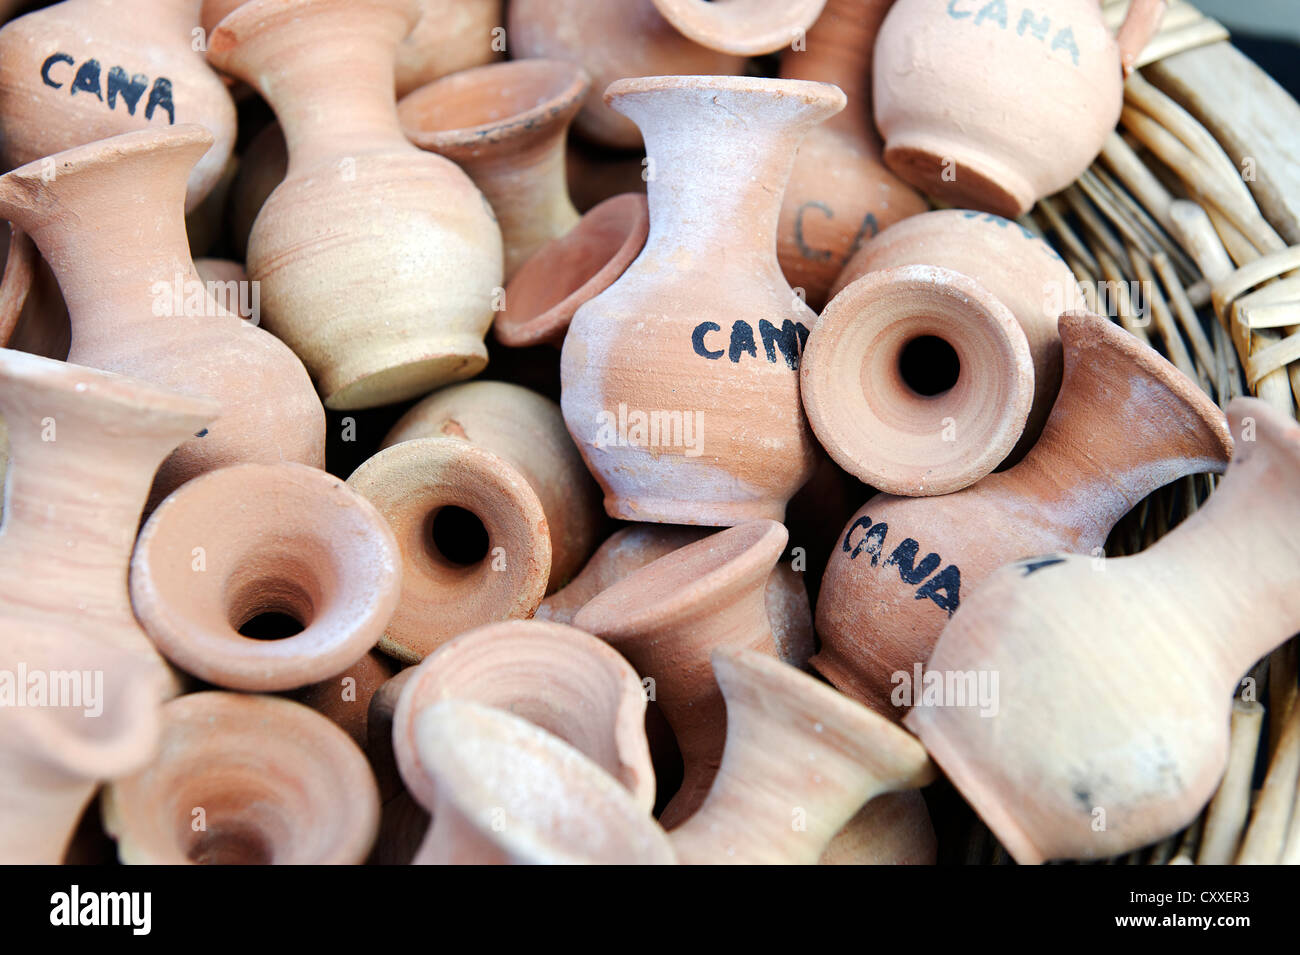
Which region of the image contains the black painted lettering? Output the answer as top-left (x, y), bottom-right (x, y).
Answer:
top-left (885, 539), bottom-right (942, 585)
top-left (41, 52), bottom-right (74, 89)
top-left (692, 321), bottom-right (723, 360)
top-left (107, 66), bottom-right (149, 115)
top-left (145, 77), bottom-right (175, 124)
top-left (728, 320), bottom-right (757, 363)
top-left (915, 564), bottom-right (961, 616)
top-left (70, 59), bottom-right (103, 100)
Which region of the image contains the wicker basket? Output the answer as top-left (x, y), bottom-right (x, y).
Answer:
top-left (962, 0), bottom-right (1300, 865)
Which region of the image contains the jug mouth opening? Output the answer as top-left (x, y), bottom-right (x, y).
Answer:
top-left (604, 75), bottom-right (847, 125)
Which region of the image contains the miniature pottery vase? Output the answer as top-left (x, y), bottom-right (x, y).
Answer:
top-left (907, 397), bottom-right (1300, 863)
top-left (399, 59), bottom-right (587, 280)
top-left (286, 650), bottom-right (399, 750)
top-left (507, 0), bottom-right (745, 150)
top-left (208, 0), bottom-right (504, 410)
top-left (130, 463), bottom-right (402, 693)
top-left (832, 209), bottom-right (1086, 459)
top-left (651, 0), bottom-right (828, 56)
top-left (102, 692), bottom-right (380, 864)
top-left (496, 193), bottom-right (649, 349)
top-left (407, 701), bottom-right (676, 864)
top-left (573, 520), bottom-right (795, 826)
top-left (813, 310), bottom-right (1233, 714)
top-left (382, 380), bottom-right (603, 592)
top-left (873, 0), bottom-right (1167, 216)
top-left (346, 437), bottom-right (551, 663)
top-left (0, 351), bottom-right (216, 862)
top-left (820, 792), bottom-right (937, 864)
top-left (776, 0), bottom-right (928, 311)
top-left (0, 125), bottom-right (325, 505)
top-left (0, 0), bottom-right (237, 210)
top-left (672, 648), bottom-right (935, 863)
top-left (801, 265), bottom-right (1035, 496)
top-left (392, 620), bottom-right (656, 811)
top-left (561, 76), bottom-right (846, 526)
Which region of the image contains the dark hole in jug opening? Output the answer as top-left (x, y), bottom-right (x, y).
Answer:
top-left (238, 612), bottom-right (305, 640)
top-left (188, 825), bottom-right (273, 865)
top-left (430, 506), bottom-right (490, 566)
top-left (899, 335), bottom-right (960, 397)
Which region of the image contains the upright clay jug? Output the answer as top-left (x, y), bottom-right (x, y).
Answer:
top-left (208, 0), bottom-right (504, 410)
top-left (507, 0), bottom-right (745, 150)
top-left (873, 0), bottom-right (1167, 216)
top-left (0, 0), bottom-right (237, 210)
top-left (671, 648), bottom-right (935, 864)
top-left (399, 60), bottom-right (588, 281)
top-left (0, 351), bottom-right (218, 862)
top-left (776, 0), bottom-right (927, 309)
top-left (813, 311), bottom-right (1233, 714)
top-left (908, 398), bottom-right (1300, 863)
top-left (0, 126), bottom-right (325, 503)
top-left (561, 76), bottom-right (846, 526)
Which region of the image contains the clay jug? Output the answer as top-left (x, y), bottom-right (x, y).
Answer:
top-left (651, 0), bottom-right (828, 56)
top-left (346, 437), bottom-right (551, 663)
top-left (0, 351), bottom-right (217, 862)
top-left (0, 125), bottom-right (325, 505)
top-left (207, 0), bottom-right (503, 410)
top-left (776, 0), bottom-right (927, 310)
top-left (497, 193), bottom-right (649, 349)
top-left (537, 523), bottom-right (816, 668)
top-left (873, 0), bottom-right (1167, 216)
top-left (407, 701), bottom-right (676, 864)
top-left (382, 380), bottom-right (603, 592)
top-left (392, 620), bottom-right (657, 811)
top-left (801, 265), bottom-right (1035, 495)
top-left (102, 692), bottom-right (380, 864)
top-left (561, 76), bottom-right (845, 526)
top-left (0, 0), bottom-right (236, 210)
top-left (907, 397), bottom-right (1300, 863)
top-left (832, 209), bottom-right (1087, 459)
top-left (130, 462), bottom-right (402, 692)
top-left (573, 520), bottom-right (796, 826)
top-left (507, 0), bottom-right (745, 150)
top-left (399, 59), bottom-right (587, 280)
top-left (672, 648), bottom-right (935, 863)
top-left (813, 310), bottom-right (1233, 714)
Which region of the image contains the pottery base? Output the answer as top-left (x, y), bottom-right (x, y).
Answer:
top-left (605, 493), bottom-right (784, 528)
top-left (322, 338), bottom-right (489, 411)
top-left (902, 709), bottom-right (1045, 865)
top-left (883, 133), bottom-right (1034, 220)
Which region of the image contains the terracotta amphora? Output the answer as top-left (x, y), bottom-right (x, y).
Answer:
top-left (208, 0), bottom-right (503, 409)
top-left (0, 350), bottom-right (217, 862)
top-left (776, 0), bottom-right (928, 311)
top-left (574, 520), bottom-right (798, 827)
top-left (0, 125), bottom-right (325, 504)
top-left (672, 648), bottom-right (935, 863)
top-left (406, 701), bottom-right (676, 864)
top-left (813, 311), bottom-right (1233, 714)
top-left (874, 0), bottom-right (1167, 216)
top-left (347, 437), bottom-right (551, 663)
top-left (399, 59), bottom-right (587, 281)
top-left (507, 0), bottom-right (745, 150)
top-left (392, 620), bottom-right (656, 812)
top-left (832, 209), bottom-right (1086, 458)
top-left (561, 76), bottom-right (846, 526)
top-left (382, 380), bottom-right (604, 592)
top-left (102, 692), bottom-right (380, 864)
top-left (908, 396), bottom-right (1300, 863)
top-left (0, 0), bottom-right (236, 209)
top-left (130, 462), bottom-right (402, 692)
top-left (802, 265), bottom-right (1036, 496)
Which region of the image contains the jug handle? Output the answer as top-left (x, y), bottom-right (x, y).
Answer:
top-left (1114, 0), bottom-right (1169, 76)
